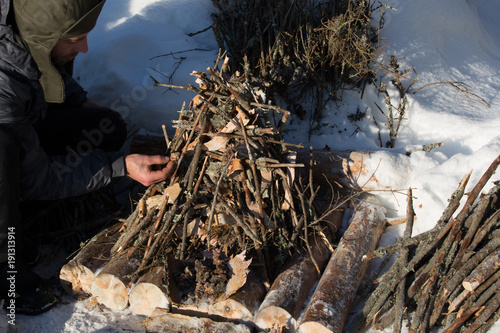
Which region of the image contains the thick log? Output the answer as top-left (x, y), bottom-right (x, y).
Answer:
top-left (129, 265), bottom-right (170, 316)
top-left (296, 149), bottom-right (376, 190)
top-left (209, 270), bottom-right (266, 324)
top-left (253, 237), bottom-right (332, 333)
top-left (297, 194), bottom-right (386, 333)
top-left (90, 250), bottom-right (142, 310)
top-left (142, 308), bottom-right (252, 333)
top-left (59, 222), bottom-right (122, 296)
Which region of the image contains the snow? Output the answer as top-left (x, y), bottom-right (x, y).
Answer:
top-left (3, 0), bottom-right (500, 331)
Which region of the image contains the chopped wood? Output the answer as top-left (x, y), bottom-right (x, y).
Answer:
top-left (59, 222), bottom-right (122, 296)
top-left (359, 154), bottom-right (500, 332)
top-left (462, 248), bottom-right (500, 292)
top-left (129, 265), bottom-right (171, 316)
top-left (209, 270), bottom-right (266, 324)
top-left (142, 308), bottom-right (252, 333)
top-left (254, 241), bottom-right (331, 332)
top-left (297, 194), bottom-right (386, 333)
top-left (90, 250), bottom-right (142, 310)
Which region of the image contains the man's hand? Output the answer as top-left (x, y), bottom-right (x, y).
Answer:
top-left (125, 154), bottom-right (175, 186)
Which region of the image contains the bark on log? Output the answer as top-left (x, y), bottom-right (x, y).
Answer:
top-left (59, 222), bottom-right (122, 296)
top-left (142, 308), bottom-right (252, 333)
top-left (90, 250), bottom-right (142, 310)
top-left (253, 236), bottom-right (333, 333)
top-left (462, 248), bottom-right (500, 292)
top-left (129, 265), bottom-right (171, 316)
top-left (297, 194), bottom-right (386, 333)
top-left (296, 149), bottom-right (376, 191)
top-left (209, 270), bottom-right (266, 324)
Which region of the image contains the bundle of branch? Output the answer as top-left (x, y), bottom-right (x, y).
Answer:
top-left (211, 0), bottom-right (377, 119)
top-left (61, 58), bottom-right (350, 318)
top-left (357, 154), bottom-right (500, 332)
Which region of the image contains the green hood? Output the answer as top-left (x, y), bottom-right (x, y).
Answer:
top-left (13, 0), bottom-right (105, 103)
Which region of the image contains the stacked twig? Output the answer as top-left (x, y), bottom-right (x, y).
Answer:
top-left (357, 154), bottom-right (500, 332)
top-left (61, 58), bottom-right (350, 319)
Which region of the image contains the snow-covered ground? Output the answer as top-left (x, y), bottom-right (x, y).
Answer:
top-left (2, 0), bottom-right (499, 331)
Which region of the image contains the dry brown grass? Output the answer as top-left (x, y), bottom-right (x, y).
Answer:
top-left (211, 0), bottom-right (378, 119)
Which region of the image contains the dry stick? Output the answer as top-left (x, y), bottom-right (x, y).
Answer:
top-left (111, 185), bottom-right (156, 254)
top-left (463, 292), bottom-right (500, 333)
top-left (415, 219), bottom-right (462, 329)
top-left (426, 219), bottom-right (465, 328)
top-left (477, 309), bottom-right (500, 333)
top-left (239, 117), bottom-right (264, 220)
top-left (456, 269), bottom-right (500, 320)
top-left (442, 305), bottom-right (482, 333)
top-left (363, 173), bottom-right (471, 320)
top-left (162, 124), bottom-right (171, 149)
top-left (462, 248), bottom-right (500, 292)
top-left (143, 195), bottom-right (169, 261)
top-left (452, 187), bottom-right (497, 269)
top-left (373, 306), bottom-right (396, 331)
top-left (369, 155), bottom-right (498, 324)
top-left (138, 199), bottom-right (180, 273)
top-left (440, 236), bottom-right (500, 307)
top-left (411, 272), bottom-right (438, 333)
top-left (464, 201), bottom-right (500, 262)
top-left (217, 200), bottom-right (261, 247)
top-left (179, 119), bottom-right (208, 260)
top-left (296, 181), bottom-right (320, 274)
top-left (364, 171), bottom-right (471, 261)
top-left (112, 208), bottom-right (156, 256)
top-left (364, 219), bottom-right (452, 321)
top-left (179, 208), bottom-right (194, 260)
top-left (393, 188), bottom-right (415, 333)
top-left (429, 157), bottom-right (500, 324)
top-left (169, 92), bottom-right (214, 186)
top-left (206, 158), bottom-right (232, 250)
top-left (455, 154), bottom-right (500, 225)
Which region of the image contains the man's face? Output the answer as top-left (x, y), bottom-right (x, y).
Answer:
top-left (50, 33), bottom-right (89, 65)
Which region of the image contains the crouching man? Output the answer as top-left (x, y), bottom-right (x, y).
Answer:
top-left (0, 0), bottom-right (174, 315)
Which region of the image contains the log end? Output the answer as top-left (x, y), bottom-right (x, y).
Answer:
top-left (91, 273), bottom-right (129, 310)
top-left (209, 299), bottom-right (253, 322)
top-left (129, 282), bottom-right (171, 316)
top-left (297, 321), bottom-right (333, 333)
top-left (143, 309), bottom-right (252, 333)
top-left (254, 305), bottom-right (297, 333)
top-left (59, 262), bottom-right (95, 296)
top-left (462, 280), bottom-right (477, 292)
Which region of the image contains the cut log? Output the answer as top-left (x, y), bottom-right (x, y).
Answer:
top-left (296, 149), bottom-right (377, 191)
top-left (90, 250), bottom-right (142, 310)
top-left (254, 237), bottom-right (333, 333)
top-left (59, 222), bottom-right (122, 296)
top-left (297, 194), bottom-right (386, 333)
top-left (209, 270), bottom-right (266, 324)
top-left (129, 265), bottom-right (171, 316)
top-left (142, 308), bottom-right (252, 333)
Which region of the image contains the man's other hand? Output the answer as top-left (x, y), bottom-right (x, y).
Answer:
top-left (125, 154), bottom-right (175, 186)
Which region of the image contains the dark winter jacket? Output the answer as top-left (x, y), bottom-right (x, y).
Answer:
top-left (0, 0), bottom-right (125, 200)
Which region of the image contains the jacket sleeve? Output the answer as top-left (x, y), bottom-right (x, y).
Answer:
top-left (20, 125), bottom-right (126, 200)
top-left (0, 75), bottom-right (125, 201)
